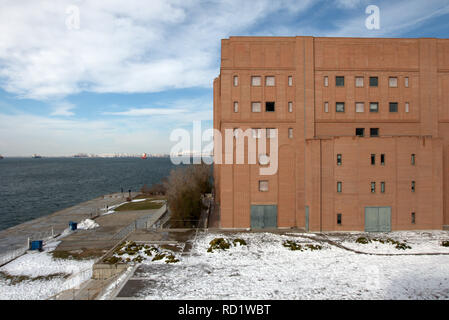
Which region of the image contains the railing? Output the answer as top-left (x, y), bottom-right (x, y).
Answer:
top-left (111, 204), bottom-right (167, 240)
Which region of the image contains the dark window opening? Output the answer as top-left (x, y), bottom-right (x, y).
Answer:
top-left (356, 128), bottom-right (365, 137)
top-left (337, 214), bottom-right (342, 225)
top-left (370, 77), bottom-right (378, 87)
top-left (337, 154), bottom-right (342, 166)
top-left (336, 102), bottom-right (345, 112)
top-left (389, 102), bottom-right (398, 112)
top-left (371, 182), bottom-right (376, 193)
top-left (381, 154), bottom-right (385, 165)
top-left (337, 182), bottom-right (342, 193)
top-left (381, 182), bottom-right (385, 193)
top-left (411, 212), bottom-right (416, 224)
top-left (411, 181), bottom-right (415, 192)
top-left (411, 154), bottom-right (416, 165)
top-left (370, 128), bottom-right (379, 137)
top-left (371, 154), bottom-right (376, 165)
top-left (336, 76), bottom-right (345, 87)
top-left (265, 102), bottom-right (275, 112)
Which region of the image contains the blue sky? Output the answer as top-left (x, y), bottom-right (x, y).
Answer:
top-left (1, 0), bottom-right (449, 156)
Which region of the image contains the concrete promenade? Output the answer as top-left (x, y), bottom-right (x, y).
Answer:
top-left (0, 192), bottom-right (137, 256)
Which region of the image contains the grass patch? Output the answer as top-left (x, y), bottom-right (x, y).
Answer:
top-left (355, 237), bottom-right (411, 250)
top-left (114, 199), bottom-right (164, 212)
top-left (282, 240), bottom-right (323, 251)
top-left (104, 241), bottom-right (180, 264)
top-left (207, 237), bottom-right (248, 253)
top-left (0, 271), bottom-right (69, 285)
top-left (442, 240), bottom-right (449, 247)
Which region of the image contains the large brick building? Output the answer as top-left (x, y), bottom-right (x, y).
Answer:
top-left (213, 36), bottom-right (449, 232)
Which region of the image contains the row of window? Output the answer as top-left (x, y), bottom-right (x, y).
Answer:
top-left (233, 100), bottom-right (411, 114)
top-left (326, 101), bottom-right (410, 113)
top-left (337, 154), bottom-right (416, 166)
top-left (356, 128), bottom-right (379, 137)
top-left (336, 212), bottom-right (416, 225)
top-left (336, 181), bottom-right (416, 193)
top-left (326, 76), bottom-right (409, 88)
top-left (233, 75), bottom-right (294, 87)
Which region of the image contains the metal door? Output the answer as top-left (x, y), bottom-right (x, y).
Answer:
top-left (365, 207), bottom-right (391, 232)
top-left (251, 205), bottom-right (277, 229)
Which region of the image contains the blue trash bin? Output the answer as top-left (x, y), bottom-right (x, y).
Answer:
top-left (69, 221), bottom-right (78, 231)
top-left (30, 240), bottom-right (43, 251)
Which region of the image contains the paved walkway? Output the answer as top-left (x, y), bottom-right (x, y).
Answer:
top-left (0, 193), bottom-right (136, 256)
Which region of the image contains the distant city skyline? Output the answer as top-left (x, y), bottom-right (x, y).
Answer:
top-left (1, 0), bottom-right (449, 156)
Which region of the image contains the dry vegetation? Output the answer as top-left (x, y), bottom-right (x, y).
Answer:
top-left (164, 164), bottom-right (212, 228)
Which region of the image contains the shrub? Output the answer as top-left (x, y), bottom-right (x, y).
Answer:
top-left (282, 240), bottom-right (303, 251)
top-left (356, 237), bottom-right (371, 244)
top-left (152, 253), bottom-right (166, 261)
top-left (165, 254), bottom-right (180, 264)
top-left (207, 238), bottom-right (231, 252)
top-left (441, 240), bottom-right (449, 247)
top-left (233, 239), bottom-right (247, 247)
top-left (164, 163), bottom-right (212, 228)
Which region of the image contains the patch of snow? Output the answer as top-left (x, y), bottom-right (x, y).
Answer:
top-left (77, 219), bottom-right (99, 230)
top-left (125, 232), bottom-right (449, 300)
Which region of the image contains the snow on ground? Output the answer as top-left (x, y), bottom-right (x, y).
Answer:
top-left (0, 240), bottom-right (95, 300)
top-left (325, 231), bottom-right (449, 254)
top-left (130, 232), bottom-right (449, 300)
top-left (77, 219), bottom-right (99, 230)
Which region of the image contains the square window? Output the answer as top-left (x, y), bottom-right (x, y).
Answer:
top-left (389, 77), bottom-right (398, 87)
top-left (370, 102), bottom-right (379, 112)
top-left (370, 77), bottom-right (378, 87)
top-left (389, 102), bottom-right (398, 112)
top-left (356, 128), bottom-right (365, 137)
top-left (267, 128), bottom-right (277, 139)
top-left (337, 214), bottom-right (342, 225)
top-left (355, 77), bottom-right (364, 87)
top-left (251, 76), bottom-right (261, 86)
top-left (265, 76), bottom-right (275, 86)
top-left (324, 76), bottom-right (329, 87)
top-left (336, 102), bottom-right (345, 112)
top-left (405, 77), bottom-right (409, 88)
top-left (324, 102), bottom-right (329, 113)
top-left (405, 102), bottom-right (410, 113)
top-left (371, 182), bottom-right (376, 193)
top-left (288, 76), bottom-right (293, 86)
top-left (337, 182), bottom-right (342, 193)
top-left (251, 102), bottom-right (261, 112)
top-left (259, 180), bottom-right (269, 192)
top-left (337, 154), bottom-right (342, 166)
top-left (265, 102), bottom-right (275, 112)
top-left (288, 102), bottom-right (293, 113)
top-left (233, 101), bottom-right (238, 113)
top-left (288, 128), bottom-right (293, 139)
top-left (356, 102), bottom-right (365, 113)
top-left (381, 182), bottom-right (385, 193)
top-left (233, 75), bottom-right (238, 87)
top-left (370, 128), bottom-right (379, 137)
top-left (336, 76), bottom-right (345, 87)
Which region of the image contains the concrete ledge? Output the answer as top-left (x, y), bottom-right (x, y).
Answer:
top-left (93, 263), bottom-right (128, 280)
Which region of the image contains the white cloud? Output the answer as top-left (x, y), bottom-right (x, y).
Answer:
top-left (104, 108), bottom-right (186, 116)
top-left (0, 0), bottom-right (314, 100)
top-left (50, 101), bottom-right (76, 116)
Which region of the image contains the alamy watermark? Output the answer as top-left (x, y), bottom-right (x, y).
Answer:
top-left (65, 5), bottom-right (80, 30)
top-left (365, 5), bottom-right (380, 30)
top-left (169, 121), bottom-right (279, 176)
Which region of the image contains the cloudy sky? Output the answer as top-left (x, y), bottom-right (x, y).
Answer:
top-left (1, 0), bottom-right (449, 156)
